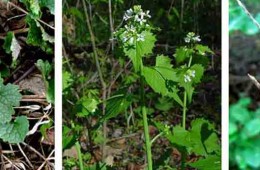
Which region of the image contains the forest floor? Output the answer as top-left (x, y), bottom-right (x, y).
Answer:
top-left (0, 1), bottom-right (54, 169)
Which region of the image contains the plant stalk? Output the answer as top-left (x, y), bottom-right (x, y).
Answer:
top-left (182, 91), bottom-right (187, 129)
top-left (71, 121), bottom-right (84, 170)
top-left (182, 56), bottom-right (193, 129)
top-left (140, 74), bottom-right (153, 170)
top-left (82, 0), bottom-right (108, 161)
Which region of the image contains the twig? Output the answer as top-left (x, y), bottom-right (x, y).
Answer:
top-left (1, 155), bottom-right (20, 170)
top-left (236, 0), bottom-right (260, 30)
top-left (21, 142), bottom-right (47, 162)
top-left (17, 144), bottom-right (33, 169)
top-left (108, 0), bottom-right (114, 51)
top-left (13, 65), bottom-right (36, 84)
top-left (248, 74), bottom-right (260, 90)
top-left (82, 0), bottom-right (107, 161)
top-left (7, 2), bottom-right (55, 30)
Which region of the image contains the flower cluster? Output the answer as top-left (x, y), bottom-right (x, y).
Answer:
top-left (115, 6), bottom-right (151, 45)
top-left (184, 69), bottom-right (196, 83)
top-left (184, 32), bottom-right (201, 43)
top-left (123, 6), bottom-right (151, 25)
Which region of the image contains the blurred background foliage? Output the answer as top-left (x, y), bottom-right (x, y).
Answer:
top-left (229, 0), bottom-right (260, 169)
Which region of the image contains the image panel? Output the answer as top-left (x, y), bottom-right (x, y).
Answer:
top-left (0, 1), bottom-right (54, 169)
top-left (229, 0), bottom-right (260, 169)
top-left (62, 0), bottom-right (221, 169)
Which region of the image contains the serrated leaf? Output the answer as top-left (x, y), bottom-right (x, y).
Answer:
top-left (143, 66), bottom-right (183, 106)
top-left (3, 32), bottom-right (22, 61)
top-left (26, 16), bottom-right (52, 53)
top-left (155, 55), bottom-right (173, 68)
top-left (168, 125), bottom-right (191, 148)
top-left (190, 119), bottom-right (220, 156)
top-left (174, 47), bottom-right (193, 65)
top-left (0, 116), bottom-right (29, 143)
top-left (123, 31), bottom-right (156, 72)
top-left (0, 78), bottom-right (22, 123)
top-left (195, 44), bottom-right (214, 55)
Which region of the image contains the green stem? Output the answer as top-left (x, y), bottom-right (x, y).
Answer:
top-left (140, 73), bottom-right (153, 170)
top-left (182, 91), bottom-right (187, 129)
top-left (71, 121), bottom-right (84, 170)
top-left (182, 56), bottom-right (193, 130)
top-left (181, 55), bottom-right (193, 168)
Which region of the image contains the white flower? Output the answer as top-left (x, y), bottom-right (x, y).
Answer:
top-left (184, 75), bottom-right (191, 82)
top-left (123, 8), bottom-right (133, 21)
top-left (185, 32), bottom-right (201, 43)
top-left (129, 37), bottom-right (134, 44)
top-left (122, 37), bottom-right (128, 42)
top-left (146, 10), bottom-right (151, 18)
top-left (137, 34), bottom-right (145, 41)
top-left (184, 37), bottom-right (190, 43)
top-left (189, 70), bottom-right (195, 77)
top-left (193, 36), bottom-right (201, 42)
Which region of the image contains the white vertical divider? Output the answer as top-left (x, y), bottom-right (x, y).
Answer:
top-left (55, 0), bottom-right (63, 169)
top-left (222, 0), bottom-right (229, 169)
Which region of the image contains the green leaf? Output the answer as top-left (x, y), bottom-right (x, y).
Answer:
top-left (3, 32), bottom-right (22, 61)
top-left (243, 119), bottom-right (260, 138)
top-left (101, 91), bottom-right (132, 121)
top-left (174, 47), bottom-right (193, 65)
top-left (155, 55), bottom-right (173, 68)
top-left (190, 119), bottom-right (220, 156)
top-left (188, 155), bottom-right (221, 170)
top-left (229, 122), bottom-right (237, 135)
top-left (195, 44), bottom-right (214, 55)
top-left (63, 125), bottom-right (77, 150)
top-left (190, 64), bottom-right (204, 84)
top-left (20, 0), bottom-right (41, 18)
top-left (0, 116), bottom-right (29, 143)
top-left (242, 147), bottom-right (260, 168)
top-left (143, 66), bottom-right (183, 106)
top-left (168, 125), bottom-right (192, 148)
top-left (35, 59), bottom-right (54, 103)
top-left (76, 97), bottom-right (99, 118)
top-left (229, 98), bottom-right (251, 125)
top-left (35, 59), bottom-right (52, 79)
top-left (26, 16), bottom-right (52, 53)
top-left (62, 71), bottom-right (73, 91)
top-left (0, 78), bottom-right (22, 123)
top-left (123, 31), bottom-right (156, 72)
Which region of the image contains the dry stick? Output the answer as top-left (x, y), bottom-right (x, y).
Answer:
top-left (21, 142), bottom-right (48, 162)
top-left (108, 0), bottom-right (114, 51)
top-left (82, 0), bottom-right (107, 161)
top-left (17, 144), bottom-right (33, 169)
top-left (1, 155), bottom-right (20, 170)
top-left (37, 149), bottom-right (54, 170)
top-left (248, 74), bottom-right (260, 90)
top-left (236, 0), bottom-right (260, 30)
top-left (7, 2), bottom-right (55, 30)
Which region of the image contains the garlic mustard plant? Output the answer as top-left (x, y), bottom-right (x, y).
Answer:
top-left (116, 5), bottom-right (216, 169)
